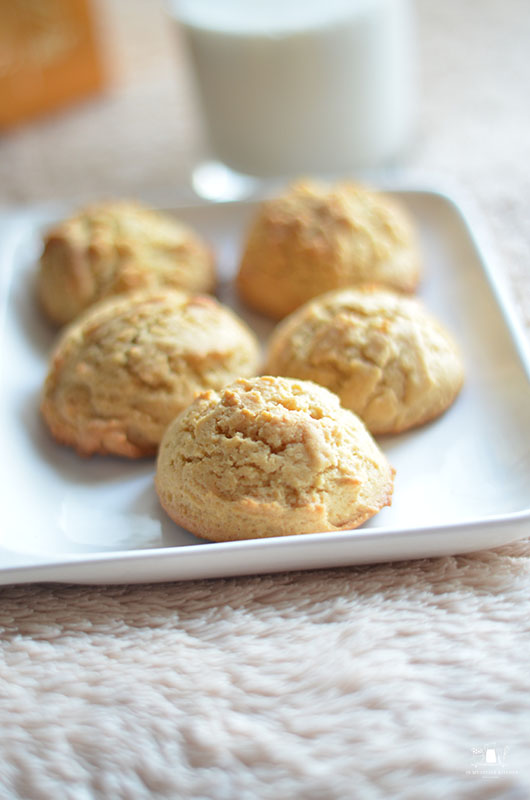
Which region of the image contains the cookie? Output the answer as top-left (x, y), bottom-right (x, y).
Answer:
top-left (236, 179), bottom-right (421, 319)
top-left (38, 200), bottom-right (215, 325)
top-left (265, 287), bottom-right (464, 434)
top-left (155, 375), bottom-right (394, 541)
top-left (41, 289), bottom-right (260, 457)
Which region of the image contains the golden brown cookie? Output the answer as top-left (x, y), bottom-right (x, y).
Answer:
top-left (41, 289), bottom-right (260, 458)
top-left (38, 200), bottom-right (215, 325)
top-left (236, 179), bottom-right (421, 319)
top-left (265, 287), bottom-right (464, 434)
top-left (155, 375), bottom-right (394, 541)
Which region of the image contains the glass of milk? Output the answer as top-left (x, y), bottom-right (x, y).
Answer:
top-left (168, 0), bottom-right (418, 200)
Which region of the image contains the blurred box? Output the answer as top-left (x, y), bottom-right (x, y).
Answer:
top-left (0, 0), bottom-right (106, 130)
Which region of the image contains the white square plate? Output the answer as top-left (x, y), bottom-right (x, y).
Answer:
top-left (1, 187), bottom-right (530, 585)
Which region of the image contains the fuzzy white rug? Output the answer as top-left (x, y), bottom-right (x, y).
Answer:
top-left (1, 549), bottom-right (530, 799)
top-left (1, 1), bottom-right (530, 798)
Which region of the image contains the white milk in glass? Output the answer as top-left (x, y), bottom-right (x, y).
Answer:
top-left (171, 0), bottom-right (417, 178)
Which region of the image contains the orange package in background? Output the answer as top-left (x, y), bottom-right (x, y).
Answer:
top-left (0, 0), bottom-right (106, 130)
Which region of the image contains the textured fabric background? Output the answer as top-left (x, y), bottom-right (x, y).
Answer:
top-left (1, 1), bottom-right (530, 798)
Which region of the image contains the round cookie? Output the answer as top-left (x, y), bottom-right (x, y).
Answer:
top-left (41, 289), bottom-right (260, 458)
top-left (38, 200), bottom-right (216, 325)
top-left (236, 179), bottom-right (421, 319)
top-left (265, 287), bottom-right (464, 434)
top-left (155, 375), bottom-right (394, 541)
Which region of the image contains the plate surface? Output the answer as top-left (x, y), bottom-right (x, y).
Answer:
top-left (1, 188), bottom-right (530, 585)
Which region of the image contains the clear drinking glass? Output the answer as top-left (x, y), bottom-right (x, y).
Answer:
top-left (167, 0), bottom-right (418, 200)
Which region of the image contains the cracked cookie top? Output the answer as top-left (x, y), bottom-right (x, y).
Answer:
top-left (40, 289), bottom-right (260, 457)
top-left (264, 287), bottom-right (464, 434)
top-left (236, 179), bottom-right (421, 319)
top-left (38, 200), bottom-right (216, 325)
top-left (155, 375), bottom-right (394, 541)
